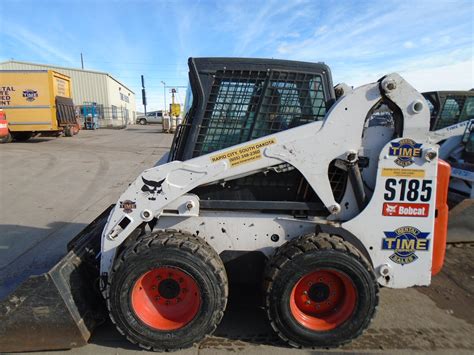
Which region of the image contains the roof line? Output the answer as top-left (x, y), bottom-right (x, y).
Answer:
top-left (0, 60), bottom-right (135, 94)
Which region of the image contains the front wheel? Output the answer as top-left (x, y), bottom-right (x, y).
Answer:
top-left (264, 233), bottom-right (378, 348)
top-left (139, 118), bottom-right (147, 125)
top-left (107, 231), bottom-right (228, 351)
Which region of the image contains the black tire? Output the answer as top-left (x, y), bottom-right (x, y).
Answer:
top-left (107, 231), bottom-right (228, 351)
top-left (64, 126), bottom-right (73, 137)
top-left (264, 233), bottom-right (378, 348)
top-left (11, 131), bottom-right (33, 142)
top-left (0, 131), bottom-right (13, 143)
top-left (139, 118), bottom-right (147, 125)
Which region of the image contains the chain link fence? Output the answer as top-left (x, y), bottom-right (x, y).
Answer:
top-left (77, 104), bottom-right (136, 129)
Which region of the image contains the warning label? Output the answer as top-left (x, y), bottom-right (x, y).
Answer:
top-left (210, 138), bottom-right (276, 167)
top-left (382, 168), bottom-right (425, 178)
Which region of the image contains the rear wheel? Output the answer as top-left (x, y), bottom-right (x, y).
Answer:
top-left (11, 131), bottom-right (33, 142)
top-left (64, 126), bottom-right (73, 137)
top-left (107, 231), bottom-right (228, 351)
top-left (0, 131), bottom-right (13, 143)
top-left (264, 233), bottom-right (378, 348)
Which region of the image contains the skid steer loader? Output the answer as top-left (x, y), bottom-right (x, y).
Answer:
top-left (0, 58), bottom-right (450, 352)
top-left (423, 91), bottom-right (474, 242)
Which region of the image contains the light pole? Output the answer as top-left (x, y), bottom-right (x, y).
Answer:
top-left (161, 81), bottom-right (166, 113)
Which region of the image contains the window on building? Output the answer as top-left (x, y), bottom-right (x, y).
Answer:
top-left (112, 105), bottom-right (118, 119)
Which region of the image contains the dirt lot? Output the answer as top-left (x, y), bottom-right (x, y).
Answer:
top-left (0, 126), bottom-right (473, 354)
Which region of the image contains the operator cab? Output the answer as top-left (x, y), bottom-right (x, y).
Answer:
top-left (422, 90), bottom-right (474, 130)
top-left (168, 58), bottom-right (342, 216)
top-left (168, 58), bottom-right (401, 217)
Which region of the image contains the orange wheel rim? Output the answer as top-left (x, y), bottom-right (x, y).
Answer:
top-left (131, 266), bottom-right (201, 330)
top-left (290, 269), bottom-right (357, 331)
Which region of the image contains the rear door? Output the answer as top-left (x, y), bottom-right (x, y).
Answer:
top-left (146, 112), bottom-right (159, 123)
top-left (56, 96), bottom-right (76, 126)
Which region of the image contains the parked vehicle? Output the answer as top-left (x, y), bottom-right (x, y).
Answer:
top-left (423, 90), bottom-right (474, 130)
top-left (0, 70), bottom-right (78, 142)
top-left (0, 58), bottom-right (452, 352)
top-left (136, 110), bottom-right (164, 125)
top-left (423, 91), bottom-right (474, 243)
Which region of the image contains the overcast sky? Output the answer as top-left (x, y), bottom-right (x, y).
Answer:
top-left (1, 0), bottom-right (473, 111)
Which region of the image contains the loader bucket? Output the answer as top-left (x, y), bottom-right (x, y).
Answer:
top-left (447, 199), bottom-right (474, 243)
top-left (0, 206), bottom-right (113, 352)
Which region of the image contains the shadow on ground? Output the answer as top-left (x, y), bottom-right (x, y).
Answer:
top-left (0, 222), bottom-right (87, 300)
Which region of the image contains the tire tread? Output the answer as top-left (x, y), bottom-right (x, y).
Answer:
top-left (264, 232), bottom-right (379, 348)
top-left (106, 230), bottom-right (228, 352)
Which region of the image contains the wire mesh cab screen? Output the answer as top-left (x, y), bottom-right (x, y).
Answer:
top-left (194, 69), bottom-right (327, 157)
top-left (423, 91), bottom-right (474, 130)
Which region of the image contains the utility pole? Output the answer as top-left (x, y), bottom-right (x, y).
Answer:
top-left (141, 75), bottom-right (147, 116)
top-left (161, 81), bottom-right (167, 113)
top-left (80, 53), bottom-right (84, 69)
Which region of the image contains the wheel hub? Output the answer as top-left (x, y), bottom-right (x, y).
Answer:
top-left (308, 282), bottom-right (330, 303)
top-left (290, 269), bottom-right (357, 331)
top-left (158, 278), bottom-right (180, 299)
top-left (131, 266), bottom-right (201, 330)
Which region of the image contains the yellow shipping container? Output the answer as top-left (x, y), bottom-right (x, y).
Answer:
top-left (0, 70), bottom-right (78, 142)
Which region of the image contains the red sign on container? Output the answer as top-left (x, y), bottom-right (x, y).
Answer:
top-left (382, 202), bottom-right (429, 217)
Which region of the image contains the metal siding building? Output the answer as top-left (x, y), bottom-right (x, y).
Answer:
top-left (0, 60), bottom-right (136, 125)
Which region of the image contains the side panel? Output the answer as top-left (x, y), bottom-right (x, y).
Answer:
top-left (343, 140), bottom-right (439, 288)
top-left (0, 71), bottom-right (56, 131)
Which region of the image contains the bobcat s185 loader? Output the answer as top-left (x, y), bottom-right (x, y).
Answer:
top-left (0, 58), bottom-right (450, 352)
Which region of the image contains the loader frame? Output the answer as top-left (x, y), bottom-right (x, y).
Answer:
top-left (100, 72), bottom-right (442, 290)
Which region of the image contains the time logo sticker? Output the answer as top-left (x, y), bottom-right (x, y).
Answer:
top-left (389, 139), bottom-right (422, 167)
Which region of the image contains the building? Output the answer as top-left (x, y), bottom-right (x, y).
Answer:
top-left (0, 60), bottom-right (136, 127)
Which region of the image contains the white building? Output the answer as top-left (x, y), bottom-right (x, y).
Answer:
top-left (0, 60), bottom-right (136, 126)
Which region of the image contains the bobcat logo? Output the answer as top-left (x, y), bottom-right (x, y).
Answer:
top-left (141, 177), bottom-right (165, 200)
top-left (385, 204), bottom-right (397, 216)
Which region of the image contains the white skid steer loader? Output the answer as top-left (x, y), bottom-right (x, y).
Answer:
top-left (0, 58), bottom-right (450, 352)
